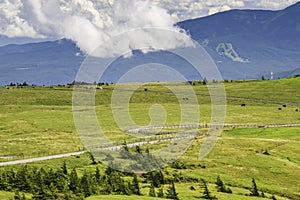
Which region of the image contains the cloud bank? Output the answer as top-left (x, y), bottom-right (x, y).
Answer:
top-left (0, 0), bottom-right (193, 57)
top-left (0, 0), bottom-right (298, 56)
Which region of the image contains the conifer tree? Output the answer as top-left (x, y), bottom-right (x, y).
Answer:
top-left (136, 145), bottom-right (142, 154)
top-left (145, 146), bottom-right (150, 154)
top-left (249, 178), bottom-right (260, 197)
top-left (131, 174), bottom-right (141, 195)
top-left (215, 176), bottom-right (232, 193)
top-left (54, 168), bottom-right (68, 191)
top-left (95, 167), bottom-right (101, 184)
top-left (89, 152), bottom-right (97, 165)
top-left (14, 191), bottom-right (27, 200)
top-left (69, 168), bottom-right (79, 193)
top-left (149, 183), bottom-right (156, 197)
top-left (80, 171), bottom-right (92, 197)
top-left (200, 179), bottom-right (217, 200)
top-left (166, 180), bottom-right (179, 200)
top-left (14, 191), bottom-right (21, 200)
top-left (215, 176), bottom-right (226, 192)
top-left (61, 161), bottom-right (68, 175)
top-left (15, 165), bottom-right (30, 192)
top-left (157, 186), bottom-right (164, 198)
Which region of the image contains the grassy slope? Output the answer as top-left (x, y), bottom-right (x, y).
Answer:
top-left (0, 191), bottom-right (32, 199)
top-left (0, 191), bottom-right (13, 199)
top-left (0, 78), bottom-right (300, 199)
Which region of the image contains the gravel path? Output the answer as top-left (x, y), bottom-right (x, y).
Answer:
top-left (0, 151), bottom-right (85, 166)
top-left (1, 123), bottom-right (299, 166)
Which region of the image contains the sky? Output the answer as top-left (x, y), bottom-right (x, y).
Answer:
top-left (0, 0), bottom-right (298, 56)
top-left (153, 0), bottom-right (299, 19)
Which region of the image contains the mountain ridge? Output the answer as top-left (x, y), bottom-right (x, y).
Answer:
top-left (0, 2), bottom-right (299, 85)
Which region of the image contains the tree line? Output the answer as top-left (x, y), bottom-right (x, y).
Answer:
top-left (0, 161), bottom-right (180, 200)
top-left (1, 162), bottom-right (276, 200)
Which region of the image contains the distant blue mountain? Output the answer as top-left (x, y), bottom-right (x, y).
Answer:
top-left (0, 39), bottom-right (84, 85)
top-left (0, 35), bottom-right (53, 46)
top-left (178, 1), bottom-right (300, 79)
top-left (0, 2), bottom-right (299, 85)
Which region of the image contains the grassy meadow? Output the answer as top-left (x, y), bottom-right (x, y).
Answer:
top-left (0, 77), bottom-right (299, 199)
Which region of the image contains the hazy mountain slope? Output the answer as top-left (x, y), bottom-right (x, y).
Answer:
top-left (0, 39), bottom-right (84, 85)
top-left (178, 1), bottom-right (300, 79)
top-left (0, 2), bottom-right (299, 85)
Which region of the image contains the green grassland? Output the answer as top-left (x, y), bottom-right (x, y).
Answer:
top-left (0, 78), bottom-right (300, 199)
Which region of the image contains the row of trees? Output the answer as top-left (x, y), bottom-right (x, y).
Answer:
top-left (7, 82), bottom-right (29, 87)
top-left (0, 161), bottom-right (182, 200)
top-left (0, 155), bottom-right (276, 200)
top-left (0, 162), bottom-right (141, 199)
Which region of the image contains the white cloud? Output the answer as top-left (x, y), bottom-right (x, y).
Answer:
top-left (208, 5), bottom-right (232, 16)
top-left (228, 0), bottom-right (245, 7)
top-left (252, 0), bottom-right (298, 9)
top-left (0, 0), bottom-right (41, 37)
top-left (0, 0), bottom-right (194, 57)
top-left (0, 0), bottom-right (298, 55)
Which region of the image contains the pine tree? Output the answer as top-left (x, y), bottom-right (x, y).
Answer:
top-left (136, 145), bottom-right (142, 154)
top-left (249, 178), bottom-right (260, 197)
top-left (14, 191), bottom-right (27, 200)
top-left (215, 176), bottom-right (232, 193)
top-left (157, 187), bottom-right (164, 198)
top-left (14, 191), bottom-right (21, 200)
top-left (15, 165), bottom-right (30, 192)
top-left (203, 77), bottom-right (208, 85)
top-left (215, 176), bottom-right (226, 192)
top-left (166, 180), bottom-right (179, 200)
top-left (200, 179), bottom-right (217, 200)
top-left (149, 183), bottom-right (156, 197)
top-left (80, 171), bottom-right (92, 197)
top-left (54, 168), bottom-right (68, 191)
top-left (61, 161), bottom-right (68, 175)
top-left (69, 168), bottom-right (79, 193)
top-left (145, 147), bottom-right (150, 154)
top-left (108, 171), bottom-right (126, 194)
top-left (6, 169), bottom-right (16, 190)
top-left (122, 141), bottom-right (129, 152)
top-left (131, 174), bottom-right (141, 195)
top-left (45, 168), bottom-right (56, 188)
top-left (95, 167), bottom-right (101, 184)
top-left (149, 170), bottom-right (164, 188)
top-left (31, 168), bottom-right (48, 198)
top-left (89, 152), bottom-right (97, 165)
top-left (47, 182), bottom-right (59, 199)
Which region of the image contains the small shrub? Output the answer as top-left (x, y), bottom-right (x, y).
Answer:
top-left (263, 150), bottom-right (270, 155)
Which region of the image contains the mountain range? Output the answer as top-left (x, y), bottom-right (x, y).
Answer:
top-left (0, 2), bottom-right (299, 85)
top-left (178, 1), bottom-right (300, 80)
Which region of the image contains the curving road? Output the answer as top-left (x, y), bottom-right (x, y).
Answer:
top-left (0, 133), bottom-right (200, 166)
top-left (1, 123), bottom-right (299, 167)
top-left (0, 151), bottom-right (85, 167)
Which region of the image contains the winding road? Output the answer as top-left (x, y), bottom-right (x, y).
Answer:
top-left (1, 123), bottom-right (299, 167)
top-left (0, 151), bottom-right (85, 167)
